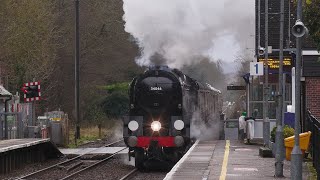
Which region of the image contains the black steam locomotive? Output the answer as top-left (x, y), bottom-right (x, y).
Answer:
top-left (123, 65), bottom-right (221, 169)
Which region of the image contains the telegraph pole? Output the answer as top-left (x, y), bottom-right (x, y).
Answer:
top-left (263, 0), bottom-right (270, 146)
top-left (75, 0), bottom-right (80, 139)
top-left (291, 0), bottom-right (303, 178)
top-left (275, 0), bottom-right (285, 176)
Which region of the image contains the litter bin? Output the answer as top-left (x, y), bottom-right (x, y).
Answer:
top-left (284, 131), bottom-right (311, 160)
top-left (245, 118), bottom-right (255, 144)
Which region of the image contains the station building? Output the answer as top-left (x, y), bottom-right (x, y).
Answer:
top-left (254, 0), bottom-right (320, 130)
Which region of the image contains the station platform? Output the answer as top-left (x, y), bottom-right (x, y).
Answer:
top-left (59, 147), bottom-right (127, 156)
top-left (0, 138), bottom-right (62, 174)
top-left (164, 140), bottom-right (311, 180)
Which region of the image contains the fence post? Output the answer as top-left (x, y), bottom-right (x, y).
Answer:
top-left (316, 126), bottom-right (318, 177)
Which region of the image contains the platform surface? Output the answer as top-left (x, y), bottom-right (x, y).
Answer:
top-left (165, 140), bottom-right (311, 180)
top-left (0, 138), bottom-right (50, 153)
top-left (165, 140), bottom-right (216, 180)
top-left (59, 147), bottom-right (127, 155)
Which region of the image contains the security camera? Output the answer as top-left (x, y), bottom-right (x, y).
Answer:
top-left (258, 46), bottom-right (265, 56)
top-left (292, 20), bottom-right (308, 38)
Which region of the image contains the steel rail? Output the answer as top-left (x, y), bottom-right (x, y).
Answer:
top-left (119, 168), bottom-right (138, 180)
top-left (18, 139), bottom-right (124, 179)
top-left (60, 147), bottom-right (128, 180)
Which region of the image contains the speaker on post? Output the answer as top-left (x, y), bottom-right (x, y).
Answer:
top-left (292, 20), bottom-right (308, 38)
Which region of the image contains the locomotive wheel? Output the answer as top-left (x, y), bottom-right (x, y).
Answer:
top-left (173, 151), bottom-right (183, 163)
top-left (135, 148), bottom-right (145, 170)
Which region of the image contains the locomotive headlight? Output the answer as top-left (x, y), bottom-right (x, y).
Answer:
top-left (151, 121), bottom-right (161, 131)
top-left (174, 120), bottom-right (184, 130)
top-left (128, 120), bottom-right (139, 131)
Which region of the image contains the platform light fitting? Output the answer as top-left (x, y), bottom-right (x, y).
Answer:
top-left (258, 47), bottom-right (265, 56)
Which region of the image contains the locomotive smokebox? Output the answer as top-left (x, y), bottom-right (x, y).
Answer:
top-left (134, 66), bottom-right (182, 117)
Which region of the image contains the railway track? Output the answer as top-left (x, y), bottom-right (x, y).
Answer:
top-left (18, 140), bottom-right (126, 180)
top-left (119, 168), bottom-right (139, 180)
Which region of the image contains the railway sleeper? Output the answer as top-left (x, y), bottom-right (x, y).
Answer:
top-left (66, 161), bottom-right (83, 172)
top-left (80, 154), bottom-right (110, 160)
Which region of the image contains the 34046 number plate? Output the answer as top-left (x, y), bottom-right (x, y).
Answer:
top-left (150, 87), bottom-right (162, 91)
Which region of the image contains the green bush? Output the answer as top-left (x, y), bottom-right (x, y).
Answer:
top-left (271, 126), bottom-right (276, 142)
top-left (98, 82), bottom-right (130, 118)
top-left (270, 125), bottom-right (295, 142)
top-left (283, 125), bottom-right (295, 138)
top-left (102, 92), bottom-right (129, 118)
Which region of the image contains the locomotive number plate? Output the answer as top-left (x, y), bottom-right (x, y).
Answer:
top-left (150, 87), bottom-right (162, 91)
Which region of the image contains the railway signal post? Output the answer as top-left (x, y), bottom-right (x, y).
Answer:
top-left (22, 81), bottom-right (41, 125)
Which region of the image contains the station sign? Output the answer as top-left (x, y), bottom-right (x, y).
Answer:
top-left (258, 57), bottom-right (292, 69)
top-left (250, 62), bottom-right (264, 76)
top-left (226, 121), bottom-right (239, 128)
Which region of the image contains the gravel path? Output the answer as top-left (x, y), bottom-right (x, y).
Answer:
top-left (0, 157), bottom-right (66, 180)
top-left (69, 154), bottom-right (136, 180)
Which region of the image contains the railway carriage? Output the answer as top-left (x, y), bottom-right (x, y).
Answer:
top-left (123, 65), bottom-right (221, 169)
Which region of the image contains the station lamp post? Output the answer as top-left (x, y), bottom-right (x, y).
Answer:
top-left (275, 0), bottom-right (285, 176)
top-left (291, 0), bottom-right (308, 178)
top-left (263, 0), bottom-right (270, 146)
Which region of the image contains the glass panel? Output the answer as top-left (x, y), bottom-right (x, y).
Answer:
top-left (250, 82), bottom-right (291, 119)
top-left (251, 102), bottom-right (277, 119)
top-left (252, 84), bottom-right (263, 101)
top-left (285, 84), bottom-right (291, 101)
top-left (269, 84), bottom-right (277, 101)
top-left (251, 102), bottom-right (263, 119)
top-left (268, 102), bottom-right (277, 119)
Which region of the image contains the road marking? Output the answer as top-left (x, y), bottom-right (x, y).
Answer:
top-left (219, 140), bottom-right (230, 180)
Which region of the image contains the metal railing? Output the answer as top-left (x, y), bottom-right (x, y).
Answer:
top-left (306, 111), bottom-right (320, 179)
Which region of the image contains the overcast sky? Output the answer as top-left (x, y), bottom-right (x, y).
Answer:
top-left (122, 0), bottom-right (255, 74)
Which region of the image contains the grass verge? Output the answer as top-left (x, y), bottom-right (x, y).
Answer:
top-left (306, 161), bottom-right (317, 180)
top-left (67, 126), bottom-right (115, 148)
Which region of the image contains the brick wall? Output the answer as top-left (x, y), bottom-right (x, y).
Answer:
top-left (306, 77), bottom-right (320, 119)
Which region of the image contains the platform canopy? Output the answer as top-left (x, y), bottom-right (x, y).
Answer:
top-left (0, 85), bottom-right (12, 100)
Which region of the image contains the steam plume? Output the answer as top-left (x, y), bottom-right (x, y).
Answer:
top-left (122, 0), bottom-right (254, 68)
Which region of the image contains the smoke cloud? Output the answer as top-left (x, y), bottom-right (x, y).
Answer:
top-left (122, 0), bottom-right (254, 69)
top-left (190, 110), bottom-right (222, 141)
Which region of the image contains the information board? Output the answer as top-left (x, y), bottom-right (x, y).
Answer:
top-left (258, 57), bottom-right (292, 69)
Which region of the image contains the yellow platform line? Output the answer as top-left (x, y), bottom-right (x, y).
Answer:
top-left (219, 140), bottom-right (230, 180)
